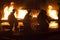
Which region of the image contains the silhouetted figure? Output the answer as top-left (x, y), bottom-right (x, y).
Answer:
top-left (37, 9), bottom-right (50, 32)
top-left (8, 9), bottom-right (18, 32)
top-left (23, 10), bottom-right (32, 33)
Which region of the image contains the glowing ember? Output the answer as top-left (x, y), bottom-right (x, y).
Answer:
top-left (18, 10), bottom-right (28, 19)
top-left (49, 21), bottom-right (58, 29)
top-left (48, 5), bottom-right (58, 20)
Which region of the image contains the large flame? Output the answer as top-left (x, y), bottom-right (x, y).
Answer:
top-left (2, 5), bottom-right (14, 20)
top-left (2, 3), bottom-right (28, 20)
top-left (1, 2), bottom-right (28, 27)
top-left (49, 21), bottom-right (58, 29)
top-left (48, 5), bottom-right (58, 29)
top-left (18, 10), bottom-right (28, 19)
top-left (48, 5), bottom-right (58, 20)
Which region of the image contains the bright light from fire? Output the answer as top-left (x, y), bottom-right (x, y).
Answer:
top-left (1, 22), bottom-right (10, 26)
top-left (2, 4), bottom-right (14, 20)
top-left (9, 6), bottom-right (14, 12)
top-left (18, 10), bottom-right (28, 19)
top-left (48, 5), bottom-right (52, 9)
top-left (2, 5), bottom-right (28, 20)
top-left (49, 21), bottom-right (58, 29)
top-left (32, 15), bottom-right (37, 18)
top-left (31, 10), bottom-right (39, 18)
top-left (2, 6), bottom-right (9, 20)
top-left (48, 10), bottom-right (58, 19)
top-left (48, 5), bottom-right (58, 20)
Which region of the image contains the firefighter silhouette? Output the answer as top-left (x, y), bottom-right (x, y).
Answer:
top-left (37, 9), bottom-right (50, 32)
top-left (8, 9), bottom-right (18, 32)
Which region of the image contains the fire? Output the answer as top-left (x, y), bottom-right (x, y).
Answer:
top-left (48, 5), bottom-right (58, 20)
top-left (18, 10), bottom-right (28, 19)
top-left (49, 21), bottom-right (58, 29)
top-left (9, 6), bottom-right (14, 12)
top-left (48, 5), bottom-right (52, 9)
top-left (3, 6), bottom-right (28, 20)
top-left (31, 10), bottom-right (39, 18)
top-left (2, 4), bottom-right (14, 20)
top-left (1, 22), bottom-right (10, 26)
top-left (2, 3), bottom-right (28, 20)
top-left (48, 10), bottom-right (58, 19)
top-left (32, 15), bottom-right (37, 18)
top-left (2, 6), bottom-right (9, 20)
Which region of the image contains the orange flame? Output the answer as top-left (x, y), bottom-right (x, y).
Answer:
top-left (2, 5), bottom-right (14, 20)
top-left (31, 10), bottom-right (39, 18)
top-left (47, 5), bottom-right (58, 20)
top-left (2, 1), bottom-right (28, 20)
top-left (18, 9), bottom-right (28, 19)
top-left (49, 21), bottom-right (58, 29)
